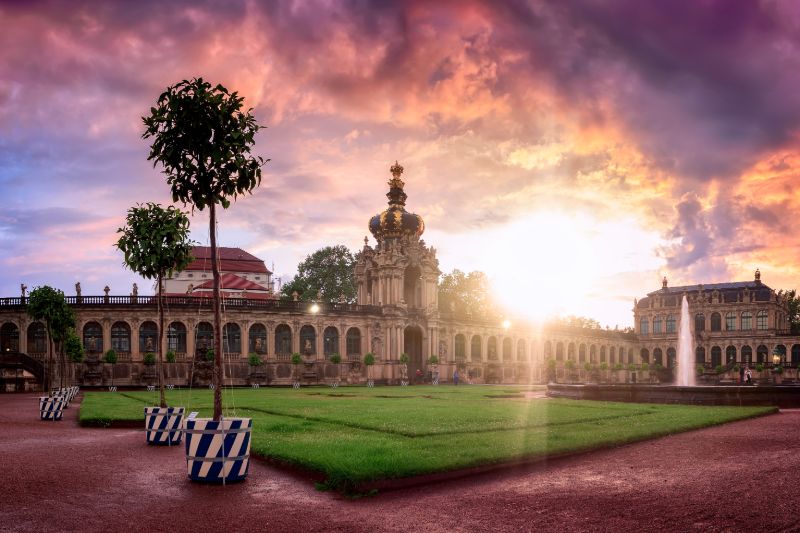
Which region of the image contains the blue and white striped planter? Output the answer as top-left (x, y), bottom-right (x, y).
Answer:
top-left (144, 406), bottom-right (185, 446)
top-left (184, 418), bottom-right (252, 483)
top-left (39, 396), bottom-right (66, 421)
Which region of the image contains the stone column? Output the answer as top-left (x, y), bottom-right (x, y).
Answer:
top-left (240, 321), bottom-right (249, 358)
top-left (102, 318), bottom-right (111, 357)
top-left (19, 318), bottom-right (28, 355)
top-left (316, 320), bottom-right (324, 361)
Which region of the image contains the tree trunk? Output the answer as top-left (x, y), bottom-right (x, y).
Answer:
top-left (46, 329), bottom-right (53, 394)
top-left (210, 202), bottom-right (223, 421)
top-left (158, 273), bottom-right (166, 408)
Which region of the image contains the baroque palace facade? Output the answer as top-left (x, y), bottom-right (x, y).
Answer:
top-left (1, 163), bottom-right (798, 390)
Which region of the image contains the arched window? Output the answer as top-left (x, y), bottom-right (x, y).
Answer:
top-left (666, 347), bottom-right (676, 368)
top-left (600, 346), bottom-right (606, 363)
top-left (323, 326), bottom-right (339, 357)
top-left (725, 345), bottom-right (736, 364)
top-left (454, 334), bottom-right (466, 361)
top-left (640, 318), bottom-right (649, 336)
top-left (609, 346), bottom-right (616, 364)
top-left (0, 322), bottom-right (19, 352)
top-left (567, 342), bottom-right (575, 361)
top-left (756, 310), bottom-right (768, 330)
top-left (695, 347), bottom-right (706, 365)
top-left (249, 323), bottom-right (267, 355)
top-left (556, 342), bottom-right (564, 362)
top-left (666, 316), bottom-right (676, 334)
top-left (578, 344), bottom-right (586, 363)
top-left (503, 338), bottom-right (513, 361)
top-left (741, 345), bottom-right (752, 364)
top-left (710, 313), bottom-right (721, 332)
top-left (168, 322), bottom-right (187, 354)
top-left (725, 312), bottom-right (736, 331)
top-left (471, 335), bottom-right (483, 361)
top-left (640, 348), bottom-right (649, 363)
top-left (487, 337), bottom-right (498, 360)
top-left (83, 321), bottom-right (103, 354)
top-left (346, 327), bottom-right (361, 357)
top-left (653, 348), bottom-right (663, 366)
top-left (694, 314), bottom-right (705, 332)
top-left (711, 346), bottom-right (722, 367)
top-left (741, 311), bottom-right (752, 330)
top-left (223, 323), bottom-right (241, 354)
top-left (196, 322), bottom-right (214, 356)
top-left (792, 344), bottom-right (800, 366)
top-left (756, 344), bottom-right (768, 363)
top-left (516, 339), bottom-right (526, 361)
top-left (110, 322), bottom-right (130, 353)
top-left (653, 316), bottom-right (663, 334)
top-left (589, 345), bottom-right (597, 362)
top-left (139, 321), bottom-right (158, 353)
top-left (275, 324), bottom-right (292, 357)
top-left (300, 325), bottom-right (316, 356)
top-left (27, 322), bottom-right (47, 354)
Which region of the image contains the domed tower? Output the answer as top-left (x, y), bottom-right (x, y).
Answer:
top-left (355, 162), bottom-right (440, 310)
top-left (368, 161), bottom-right (425, 242)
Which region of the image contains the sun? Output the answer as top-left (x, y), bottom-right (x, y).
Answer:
top-left (434, 211), bottom-right (664, 325)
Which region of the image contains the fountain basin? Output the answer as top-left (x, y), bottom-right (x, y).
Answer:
top-left (547, 383), bottom-right (800, 408)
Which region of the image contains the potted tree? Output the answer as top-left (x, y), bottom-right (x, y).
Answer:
top-left (142, 352), bottom-right (157, 386)
top-left (165, 349), bottom-right (176, 389)
top-left (117, 202), bottom-right (194, 445)
top-left (291, 352), bottom-right (303, 388)
top-left (428, 355), bottom-right (439, 384)
top-left (329, 352), bottom-right (342, 387)
top-left (104, 349), bottom-right (118, 391)
top-left (399, 352), bottom-right (409, 386)
top-left (364, 352), bottom-right (375, 387)
top-left (144, 77), bottom-right (266, 481)
top-left (248, 353), bottom-right (265, 387)
top-left (564, 359), bottom-right (576, 383)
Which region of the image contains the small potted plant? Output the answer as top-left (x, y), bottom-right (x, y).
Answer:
top-left (564, 359), bottom-right (576, 383)
top-left (399, 353), bottom-right (410, 385)
top-left (363, 352), bottom-right (375, 387)
top-left (329, 352), bottom-right (342, 386)
top-left (428, 355), bottom-right (439, 384)
top-left (291, 352), bottom-right (302, 387)
top-left (773, 364), bottom-right (784, 385)
top-left (248, 352), bottom-right (264, 386)
top-left (546, 358), bottom-right (556, 383)
top-left (104, 349), bottom-right (118, 390)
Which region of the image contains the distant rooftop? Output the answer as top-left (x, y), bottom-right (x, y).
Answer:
top-left (646, 280), bottom-right (771, 297)
top-left (184, 246), bottom-right (270, 274)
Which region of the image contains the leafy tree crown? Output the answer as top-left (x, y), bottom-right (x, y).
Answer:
top-left (116, 203), bottom-right (195, 280)
top-left (104, 349), bottom-right (118, 365)
top-left (281, 245), bottom-right (356, 303)
top-left (142, 77), bottom-right (267, 210)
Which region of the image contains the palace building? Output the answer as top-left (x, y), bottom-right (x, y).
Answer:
top-left (0, 163), bottom-right (798, 390)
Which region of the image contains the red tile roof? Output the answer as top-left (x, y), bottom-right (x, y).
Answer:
top-left (193, 273), bottom-right (267, 292)
top-left (184, 246), bottom-right (270, 274)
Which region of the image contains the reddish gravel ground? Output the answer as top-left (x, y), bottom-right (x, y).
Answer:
top-left (2, 393), bottom-right (799, 533)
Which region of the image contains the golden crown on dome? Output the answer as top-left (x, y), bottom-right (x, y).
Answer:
top-left (368, 161), bottom-right (424, 242)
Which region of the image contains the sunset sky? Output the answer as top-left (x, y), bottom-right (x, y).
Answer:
top-left (2, 0), bottom-right (799, 327)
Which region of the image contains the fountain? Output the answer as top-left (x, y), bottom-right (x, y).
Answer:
top-left (676, 294), bottom-right (695, 386)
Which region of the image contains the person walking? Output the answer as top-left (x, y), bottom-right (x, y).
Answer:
top-left (453, 368), bottom-right (459, 386)
top-left (745, 367), bottom-right (752, 385)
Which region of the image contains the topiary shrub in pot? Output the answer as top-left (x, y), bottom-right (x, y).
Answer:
top-left (363, 352), bottom-right (375, 387)
top-left (104, 349), bottom-right (118, 388)
top-left (291, 352), bottom-right (303, 387)
top-left (399, 353), bottom-right (410, 385)
top-left (329, 353), bottom-right (342, 386)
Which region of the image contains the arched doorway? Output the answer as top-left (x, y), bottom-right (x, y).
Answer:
top-left (404, 326), bottom-right (424, 383)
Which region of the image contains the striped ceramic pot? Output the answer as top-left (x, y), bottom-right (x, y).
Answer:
top-left (39, 396), bottom-right (66, 421)
top-left (144, 406), bottom-right (185, 446)
top-left (184, 417), bottom-right (252, 483)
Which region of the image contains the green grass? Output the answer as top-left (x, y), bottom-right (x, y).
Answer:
top-left (79, 385), bottom-right (775, 492)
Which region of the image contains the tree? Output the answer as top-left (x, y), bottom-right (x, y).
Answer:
top-left (363, 352), bottom-right (375, 382)
top-left (438, 269), bottom-right (493, 315)
top-left (27, 286), bottom-right (73, 392)
top-left (781, 289), bottom-right (800, 334)
top-left (116, 203), bottom-right (194, 408)
top-left (143, 78), bottom-right (267, 421)
top-left (280, 245), bottom-right (356, 303)
top-left (64, 330), bottom-right (84, 363)
top-left (551, 315), bottom-right (603, 330)
top-left (104, 349), bottom-right (118, 387)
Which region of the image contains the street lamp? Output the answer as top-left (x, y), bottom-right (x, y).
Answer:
top-left (309, 303), bottom-right (320, 314)
top-left (502, 319), bottom-right (511, 331)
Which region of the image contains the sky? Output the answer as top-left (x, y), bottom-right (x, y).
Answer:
top-left (1, 0), bottom-right (800, 327)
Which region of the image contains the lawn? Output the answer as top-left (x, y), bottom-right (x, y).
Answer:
top-left (79, 385), bottom-right (775, 492)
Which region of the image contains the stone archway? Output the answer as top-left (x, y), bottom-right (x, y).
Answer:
top-left (404, 326), bottom-right (424, 383)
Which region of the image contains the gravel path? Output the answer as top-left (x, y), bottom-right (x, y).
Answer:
top-left (2, 393), bottom-right (798, 532)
